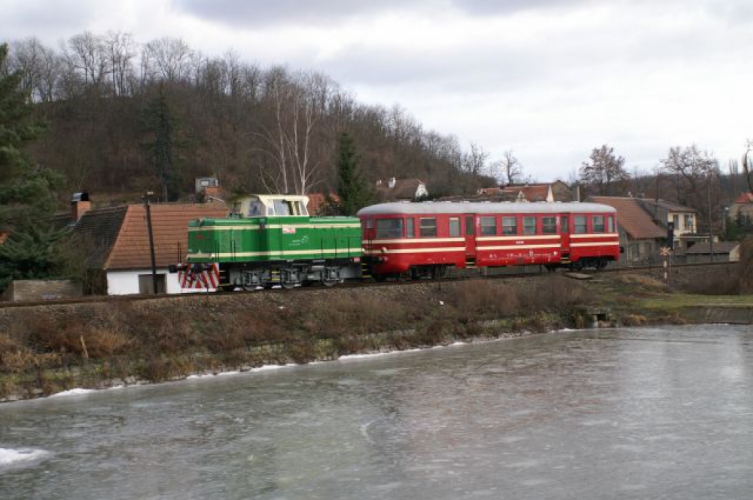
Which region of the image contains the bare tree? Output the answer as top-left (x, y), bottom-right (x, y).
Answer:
top-left (462, 142), bottom-right (489, 176)
top-left (142, 37), bottom-right (193, 83)
top-left (495, 150), bottom-right (522, 185)
top-left (102, 31), bottom-right (137, 96)
top-left (579, 145), bottom-right (629, 196)
top-left (661, 145), bottom-right (716, 204)
top-left (63, 31), bottom-right (110, 86)
top-left (742, 139), bottom-right (753, 193)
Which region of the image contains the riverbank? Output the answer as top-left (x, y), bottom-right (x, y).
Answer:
top-left (1, 264), bottom-right (751, 402)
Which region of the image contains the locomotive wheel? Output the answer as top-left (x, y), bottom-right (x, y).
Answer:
top-left (321, 278), bottom-right (339, 287)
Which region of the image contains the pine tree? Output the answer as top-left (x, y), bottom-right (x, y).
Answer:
top-left (142, 87), bottom-right (179, 201)
top-left (330, 132), bottom-right (373, 216)
top-left (0, 43), bottom-right (58, 230)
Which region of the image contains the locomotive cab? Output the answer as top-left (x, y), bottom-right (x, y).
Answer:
top-left (229, 194), bottom-right (309, 218)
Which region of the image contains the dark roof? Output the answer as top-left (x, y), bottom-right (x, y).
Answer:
top-left (75, 204), bottom-right (227, 270)
top-left (685, 241), bottom-right (740, 255)
top-left (74, 206), bottom-right (129, 268)
top-left (638, 198), bottom-right (698, 213)
top-left (377, 179), bottom-right (425, 200)
top-left (588, 196), bottom-right (665, 240)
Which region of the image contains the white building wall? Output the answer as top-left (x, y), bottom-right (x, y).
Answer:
top-left (106, 269), bottom-right (213, 295)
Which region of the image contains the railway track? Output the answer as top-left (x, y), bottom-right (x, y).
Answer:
top-left (0, 260), bottom-right (737, 310)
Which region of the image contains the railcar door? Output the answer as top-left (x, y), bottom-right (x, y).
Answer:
top-left (464, 214), bottom-right (477, 267)
top-left (560, 214), bottom-right (571, 263)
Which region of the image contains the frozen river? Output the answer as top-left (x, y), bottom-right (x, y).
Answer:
top-left (1, 325), bottom-right (751, 499)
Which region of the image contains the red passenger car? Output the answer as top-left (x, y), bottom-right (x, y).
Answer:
top-left (357, 202), bottom-right (619, 279)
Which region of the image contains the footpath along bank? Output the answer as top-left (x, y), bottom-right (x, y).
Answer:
top-left (0, 263), bottom-right (750, 401)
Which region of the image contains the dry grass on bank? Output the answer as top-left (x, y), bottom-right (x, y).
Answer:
top-left (0, 275), bottom-right (591, 399)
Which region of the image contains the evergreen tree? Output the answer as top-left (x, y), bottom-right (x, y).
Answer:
top-left (329, 132), bottom-right (373, 216)
top-left (0, 43), bottom-right (58, 230)
top-left (142, 87), bottom-right (179, 201)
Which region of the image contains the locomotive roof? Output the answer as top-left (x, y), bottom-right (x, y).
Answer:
top-left (357, 201), bottom-right (616, 216)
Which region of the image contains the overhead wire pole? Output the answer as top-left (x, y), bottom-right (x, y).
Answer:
top-left (143, 191), bottom-right (159, 294)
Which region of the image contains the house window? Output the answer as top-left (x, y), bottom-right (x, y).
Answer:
top-left (574, 216), bottom-right (588, 234)
top-left (406, 217), bottom-right (415, 238)
top-left (523, 216), bottom-right (536, 235)
top-left (449, 217), bottom-right (460, 237)
top-left (465, 216), bottom-right (475, 236)
top-left (593, 215), bottom-right (605, 233)
top-left (376, 218), bottom-right (402, 238)
top-left (685, 214), bottom-right (694, 231)
top-left (542, 217), bottom-right (557, 234)
top-left (502, 216), bottom-right (517, 235)
top-left (139, 274), bottom-right (166, 294)
top-left (480, 216), bottom-right (497, 236)
top-left (420, 218), bottom-right (437, 238)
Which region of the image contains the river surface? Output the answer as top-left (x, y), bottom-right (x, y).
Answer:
top-left (0, 325), bottom-right (751, 500)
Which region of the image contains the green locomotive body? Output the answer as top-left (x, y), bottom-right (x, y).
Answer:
top-left (187, 194), bottom-right (362, 289)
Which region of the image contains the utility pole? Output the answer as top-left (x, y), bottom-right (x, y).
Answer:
top-left (143, 191), bottom-right (159, 294)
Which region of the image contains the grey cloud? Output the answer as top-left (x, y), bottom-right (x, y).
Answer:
top-left (449, 0), bottom-right (589, 16)
top-left (174, 0), bottom-right (417, 27)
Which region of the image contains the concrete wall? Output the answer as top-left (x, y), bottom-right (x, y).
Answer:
top-left (2, 280), bottom-right (82, 302)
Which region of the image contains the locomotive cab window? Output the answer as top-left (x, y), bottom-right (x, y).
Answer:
top-left (376, 218), bottom-right (403, 238)
top-left (502, 216), bottom-right (517, 235)
top-left (449, 218), bottom-right (461, 237)
top-left (608, 216), bottom-right (614, 233)
top-left (420, 218), bottom-right (437, 238)
top-left (593, 215), bottom-right (605, 233)
top-left (574, 215), bottom-right (588, 234)
top-left (542, 217), bottom-right (557, 234)
top-left (480, 216), bottom-right (497, 236)
top-left (247, 201), bottom-right (265, 217)
top-left (523, 216), bottom-right (536, 235)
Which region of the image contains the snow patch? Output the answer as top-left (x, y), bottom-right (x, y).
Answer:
top-left (0, 447), bottom-right (50, 466)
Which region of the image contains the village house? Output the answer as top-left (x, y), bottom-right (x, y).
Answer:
top-left (477, 181), bottom-right (574, 203)
top-left (376, 178), bottom-right (428, 201)
top-left (70, 197), bottom-right (227, 295)
top-left (728, 192), bottom-right (753, 224)
top-left (587, 196), bottom-right (667, 262)
top-left (635, 198), bottom-right (700, 251)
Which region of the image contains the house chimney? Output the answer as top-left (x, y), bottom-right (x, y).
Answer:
top-left (71, 192), bottom-right (91, 222)
top-left (389, 177), bottom-right (396, 188)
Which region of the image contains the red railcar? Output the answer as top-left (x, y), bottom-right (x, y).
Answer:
top-left (357, 201), bottom-right (619, 279)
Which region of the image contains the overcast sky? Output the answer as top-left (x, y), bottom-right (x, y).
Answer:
top-left (4, 0), bottom-right (753, 182)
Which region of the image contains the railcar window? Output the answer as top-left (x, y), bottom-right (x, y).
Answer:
top-left (406, 217), bottom-right (415, 238)
top-left (465, 216), bottom-right (475, 236)
top-left (502, 216), bottom-right (517, 235)
top-left (574, 215), bottom-right (588, 234)
top-left (366, 218), bottom-right (373, 229)
top-left (420, 218), bottom-right (437, 238)
top-left (542, 217), bottom-right (557, 234)
top-left (480, 216), bottom-right (496, 236)
top-left (449, 217), bottom-right (461, 237)
top-left (608, 216), bottom-right (614, 233)
top-left (561, 216), bottom-right (569, 233)
top-left (593, 215), bottom-right (605, 233)
top-left (523, 216), bottom-right (536, 235)
top-left (376, 219), bottom-right (403, 238)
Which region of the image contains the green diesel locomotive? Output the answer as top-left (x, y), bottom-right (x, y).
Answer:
top-left (185, 194), bottom-right (362, 289)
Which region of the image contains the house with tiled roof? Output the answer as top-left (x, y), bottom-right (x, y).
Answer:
top-left (636, 198), bottom-right (699, 251)
top-left (73, 200), bottom-right (227, 295)
top-left (587, 196), bottom-right (667, 261)
top-left (479, 181), bottom-right (574, 203)
top-left (376, 178), bottom-right (428, 201)
top-left (729, 192), bottom-right (753, 223)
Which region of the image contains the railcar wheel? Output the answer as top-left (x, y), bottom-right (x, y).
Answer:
top-left (321, 279), bottom-right (339, 287)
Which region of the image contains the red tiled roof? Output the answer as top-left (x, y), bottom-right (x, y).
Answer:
top-left (733, 192), bottom-right (753, 204)
top-left (588, 196), bottom-right (665, 240)
top-left (307, 193), bottom-right (339, 215)
top-left (501, 185), bottom-right (549, 201)
top-left (105, 204), bottom-right (228, 269)
top-left (377, 179), bottom-right (425, 200)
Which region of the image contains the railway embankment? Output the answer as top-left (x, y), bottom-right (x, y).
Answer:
top-left (0, 262), bottom-right (751, 402)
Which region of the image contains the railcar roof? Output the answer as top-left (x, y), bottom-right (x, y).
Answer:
top-left (358, 201), bottom-right (616, 216)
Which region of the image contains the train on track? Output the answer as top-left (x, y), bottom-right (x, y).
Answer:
top-left (173, 194), bottom-right (620, 290)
